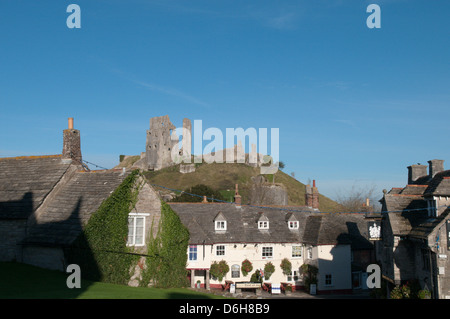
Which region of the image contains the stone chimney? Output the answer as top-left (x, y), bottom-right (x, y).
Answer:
top-left (312, 180), bottom-right (319, 210)
top-left (305, 184), bottom-right (312, 208)
top-left (234, 184), bottom-right (241, 207)
top-left (62, 117), bottom-right (82, 164)
top-left (407, 164), bottom-right (427, 184)
top-left (428, 159), bottom-right (445, 178)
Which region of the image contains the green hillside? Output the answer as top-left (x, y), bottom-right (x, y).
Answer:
top-left (141, 162), bottom-right (342, 213)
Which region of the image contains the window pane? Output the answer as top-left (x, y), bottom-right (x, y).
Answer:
top-left (189, 245), bottom-right (197, 261)
top-left (135, 217), bottom-right (145, 245)
top-left (292, 246), bottom-right (302, 257)
top-left (127, 217), bottom-right (134, 245)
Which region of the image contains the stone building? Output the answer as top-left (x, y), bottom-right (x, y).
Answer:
top-left (170, 187), bottom-right (378, 294)
top-left (379, 159), bottom-right (450, 299)
top-left (0, 118), bottom-right (162, 285)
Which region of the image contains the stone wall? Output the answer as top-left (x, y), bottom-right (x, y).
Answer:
top-left (22, 246), bottom-right (66, 271)
top-left (0, 219), bottom-right (27, 262)
top-left (249, 175), bottom-right (288, 206)
top-left (127, 179), bottom-right (162, 287)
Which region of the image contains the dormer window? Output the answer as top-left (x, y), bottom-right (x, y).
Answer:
top-left (258, 213), bottom-right (270, 230)
top-left (214, 212), bottom-right (227, 231)
top-left (288, 221), bottom-right (299, 229)
top-left (286, 213), bottom-right (299, 230)
top-left (215, 220), bottom-right (227, 231)
top-left (258, 221), bottom-right (269, 230)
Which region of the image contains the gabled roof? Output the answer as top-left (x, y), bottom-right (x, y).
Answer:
top-left (21, 169), bottom-right (130, 247)
top-left (214, 211), bottom-right (226, 222)
top-left (408, 208), bottom-right (450, 240)
top-left (257, 212), bottom-right (269, 222)
top-left (0, 155), bottom-right (71, 219)
top-left (381, 169), bottom-right (450, 237)
top-left (168, 203), bottom-right (375, 249)
top-left (424, 171), bottom-right (450, 196)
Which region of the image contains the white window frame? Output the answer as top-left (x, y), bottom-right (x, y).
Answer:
top-left (189, 245), bottom-right (198, 261)
top-left (287, 270), bottom-right (299, 282)
top-left (262, 246), bottom-right (273, 259)
top-left (127, 213), bottom-right (149, 247)
top-left (292, 245), bottom-right (302, 258)
top-left (288, 221), bottom-right (299, 230)
top-left (258, 221), bottom-right (269, 230)
top-left (231, 264), bottom-right (240, 278)
top-left (325, 274), bottom-right (333, 286)
top-left (215, 220), bottom-right (227, 231)
top-left (307, 247), bottom-right (313, 259)
top-left (216, 245), bottom-right (226, 256)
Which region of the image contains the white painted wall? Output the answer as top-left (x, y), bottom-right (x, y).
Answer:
top-left (187, 243), bottom-right (309, 286)
top-left (317, 244), bottom-right (352, 291)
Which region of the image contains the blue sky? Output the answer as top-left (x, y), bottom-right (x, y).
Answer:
top-left (0, 0), bottom-right (449, 201)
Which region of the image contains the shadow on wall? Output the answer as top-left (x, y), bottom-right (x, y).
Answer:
top-left (0, 194), bottom-right (98, 298)
top-left (316, 224), bottom-right (376, 294)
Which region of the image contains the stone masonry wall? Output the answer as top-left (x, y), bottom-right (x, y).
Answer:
top-left (0, 219), bottom-right (27, 262)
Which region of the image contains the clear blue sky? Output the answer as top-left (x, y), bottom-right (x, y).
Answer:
top-left (0, 0), bottom-right (449, 201)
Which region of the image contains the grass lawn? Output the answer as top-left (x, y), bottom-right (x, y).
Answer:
top-left (0, 262), bottom-right (226, 299)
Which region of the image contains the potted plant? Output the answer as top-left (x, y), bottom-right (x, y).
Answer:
top-left (196, 280), bottom-right (201, 289)
top-left (285, 284), bottom-right (292, 295)
top-left (280, 258), bottom-right (292, 276)
top-left (241, 259), bottom-right (253, 277)
top-left (418, 289), bottom-right (431, 299)
top-left (210, 260), bottom-right (230, 282)
top-left (264, 262), bottom-right (275, 281)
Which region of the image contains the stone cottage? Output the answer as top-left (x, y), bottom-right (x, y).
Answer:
top-left (379, 159), bottom-right (450, 299)
top-left (0, 119), bottom-right (163, 285)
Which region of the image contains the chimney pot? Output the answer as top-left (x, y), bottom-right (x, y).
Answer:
top-left (68, 117), bottom-right (74, 130)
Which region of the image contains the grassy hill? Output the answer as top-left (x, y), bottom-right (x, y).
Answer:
top-left (141, 162), bottom-right (342, 212)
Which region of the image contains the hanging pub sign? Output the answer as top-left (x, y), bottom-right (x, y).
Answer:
top-left (368, 221), bottom-right (382, 241)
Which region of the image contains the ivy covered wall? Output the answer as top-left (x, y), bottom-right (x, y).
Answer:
top-left (141, 201), bottom-right (190, 288)
top-left (67, 170), bottom-right (190, 288)
top-left (67, 170), bottom-right (141, 284)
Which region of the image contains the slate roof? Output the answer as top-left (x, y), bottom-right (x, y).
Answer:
top-left (0, 155), bottom-right (71, 219)
top-left (22, 169), bottom-right (129, 247)
top-left (408, 207), bottom-right (450, 239)
top-left (381, 169), bottom-right (450, 237)
top-left (169, 203), bottom-right (375, 249)
top-left (424, 170), bottom-right (450, 196)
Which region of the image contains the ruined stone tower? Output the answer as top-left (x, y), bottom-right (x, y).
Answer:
top-left (145, 115), bottom-right (191, 171)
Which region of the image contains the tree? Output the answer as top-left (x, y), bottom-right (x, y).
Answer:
top-left (300, 263), bottom-right (318, 293)
top-left (334, 183), bottom-right (381, 212)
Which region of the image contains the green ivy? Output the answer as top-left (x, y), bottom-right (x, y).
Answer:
top-left (141, 201), bottom-right (190, 288)
top-left (67, 170), bottom-right (141, 284)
